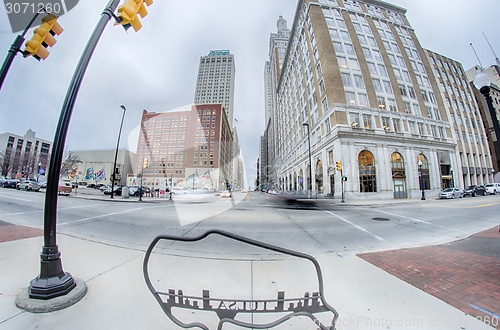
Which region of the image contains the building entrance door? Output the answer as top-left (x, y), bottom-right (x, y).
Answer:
top-left (393, 179), bottom-right (406, 199)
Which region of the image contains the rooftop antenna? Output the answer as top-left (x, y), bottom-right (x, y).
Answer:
top-left (483, 32), bottom-right (500, 67)
top-left (470, 42), bottom-right (484, 69)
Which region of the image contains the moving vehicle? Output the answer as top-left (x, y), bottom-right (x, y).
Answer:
top-left (17, 179), bottom-right (40, 192)
top-left (484, 183), bottom-right (500, 195)
top-left (439, 188), bottom-right (463, 199)
top-left (219, 190), bottom-right (232, 198)
top-left (58, 181), bottom-right (72, 196)
top-left (463, 185), bottom-right (487, 197)
top-left (171, 187), bottom-right (187, 195)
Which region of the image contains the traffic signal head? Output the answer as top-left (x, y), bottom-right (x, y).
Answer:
top-left (24, 14), bottom-right (63, 61)
top-left (143, 158), bottom-right (149, 168)
top-left (336, 161), bottom-right (341, 172)
top-left (116, 0), bottom-right (153, 32)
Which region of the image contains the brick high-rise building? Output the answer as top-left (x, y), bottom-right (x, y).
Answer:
top-left (135, 104), bottom-right (233, 190)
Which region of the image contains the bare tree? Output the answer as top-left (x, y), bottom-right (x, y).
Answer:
top-left (60, 152), bottom-right (81, 179)
top-left (0, 151), bottom-right (12, 178)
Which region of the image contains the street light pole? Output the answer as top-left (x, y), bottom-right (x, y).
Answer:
top-left (302, 122), bottom-right (312, 198)
top-left (418, 160), bottom-right (426, 200)
top-left (450, 166), bottom-right (454, 188)
top-left (474, 70), bottom-right (500, 176)
top-left (29, 0), bottom-right (121, 300)
top-left (111, 105), bottom-right (126, 199)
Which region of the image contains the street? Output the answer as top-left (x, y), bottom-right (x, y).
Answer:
top-left (0, 189), bottom-right (499, 329)
top-left (1, 188), bottom-right (498, 253)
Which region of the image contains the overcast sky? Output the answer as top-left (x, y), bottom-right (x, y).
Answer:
top-left (0, 0), bottom-right (498, 189)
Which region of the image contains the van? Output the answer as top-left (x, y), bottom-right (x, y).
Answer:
top-left (58, 181), bottom-right (73, 196)
top-left (484, 183), bottom-right (500, 195)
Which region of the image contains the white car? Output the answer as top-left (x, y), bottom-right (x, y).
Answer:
top-left (439, 188), bottom-right (463, 199)
top-left (17, 179), bottom-right (40, 192)
top-left (171, 187), bottom-right (187, 195)
top-left (484, 183), bottom-right (500, 195)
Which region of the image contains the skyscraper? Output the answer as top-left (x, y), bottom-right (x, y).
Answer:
top-left (263, 0), bottom-right (494, 199)
top-left (194, 50), bottom-right (236, 126)
top-left (135, 105), bottom-right (233, 191)
top-left (426, 51), bottom-right (493, 188)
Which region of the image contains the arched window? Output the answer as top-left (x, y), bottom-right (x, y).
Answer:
top-left (417, 154), bottom-right (430, 190)
top-left (391, 152), bottom-right (405, 171)
top-left (359, 150), bottom-right (377, 192)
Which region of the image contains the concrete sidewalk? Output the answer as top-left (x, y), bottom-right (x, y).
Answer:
top-left (0, 226), bottom-right (496, 329)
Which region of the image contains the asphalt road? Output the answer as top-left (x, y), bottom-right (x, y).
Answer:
top-left (0, 188), bottom-right (498, 257)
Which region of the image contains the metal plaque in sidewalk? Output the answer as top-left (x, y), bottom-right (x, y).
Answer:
top-left (143, 229), bottom-right (339, 330)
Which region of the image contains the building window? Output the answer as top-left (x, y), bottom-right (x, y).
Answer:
top-left (359, 150), bottom-right (377, 193)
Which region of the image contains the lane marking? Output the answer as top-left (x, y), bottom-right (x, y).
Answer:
top-left (58, 207), bottom-right (146, 226)
top-left (426, 201), bottom-right (500, 208)
top-left (324, 210), bottom-right (386, 242)
top-left (372, 209), bottom-right (467, 233)
top-left (0, 193), bottom-right (33, 202)
top-left (0, 203), bottom-right (103, 217)
top-left (358, 245), bottom-right (371, 252)
top-left (58, 204), bottom-right (173, 226)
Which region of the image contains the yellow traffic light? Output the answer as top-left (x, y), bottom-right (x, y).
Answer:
top-left (336, 161), bottom-right (342, 172)
top-left (116, 0), bottom-right (153, 32)
top-left (143, 158), bottom-right (149, 168)
top-left (24, 14), bottom-right (63, 61)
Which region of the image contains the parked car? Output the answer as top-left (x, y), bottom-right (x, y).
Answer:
top-left (103, 186), bottom-right (122, 196)
top-left (2, 179), bottom-right (19, 188)
top-left (99, 185), bottom-right (111, 192)
top-left (484, 183), bottom-right (500, 195)
top-left (38, 180), bottom-right (47, 188)
top-left (58, 181), bottom-right (73, 196)
top-left (439, 187), bottom-right (463, 199)
top-left (463, 185), bottom-right (487, 197)
top-left (17, 179), bottom-right (40, 192)
top-left (128, 186), bottom-right (145, 197)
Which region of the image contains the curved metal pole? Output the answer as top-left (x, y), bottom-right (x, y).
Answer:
top-left (111, 105), bottom-right (126, 198)
top-left (29, 0), bottom-right (121, 300)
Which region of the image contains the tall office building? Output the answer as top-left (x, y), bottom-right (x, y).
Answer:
top-left (0, 129), bottom-right (51, 179)
top-left (134, 104), bottom-right (233, 191)
top-left (194, 50), bottom-right (236, 126)
top-left (466, 65), bottom-right (500, 180)
top-left (263, 0), bottom-right (495, 199)
top-left (265, 16), bottom-right (291, 189)
top-left (425, 51), bottom-right (493, 188)
top-left (265, 16), bottom-right (291, 125)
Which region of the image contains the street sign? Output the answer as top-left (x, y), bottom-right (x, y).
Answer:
top-left (137, 173), bottom-right (142, 178)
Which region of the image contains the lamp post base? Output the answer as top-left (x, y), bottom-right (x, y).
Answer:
top-left (18, 278), bottom-right (87, 313)
top-left (28, 245), bottom-right (76, 300)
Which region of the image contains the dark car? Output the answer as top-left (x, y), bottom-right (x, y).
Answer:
top-left (103, 186), bottom-right (122, 196)
top-left (2, 179), bottom-right (19, 188)
top-left (463, 185), bottom-right (487, 197)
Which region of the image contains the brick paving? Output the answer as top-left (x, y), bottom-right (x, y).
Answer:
top-left (0, 220), bottom-right (43, 243)
top-left (359, 226), bottom-right (500, 329)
